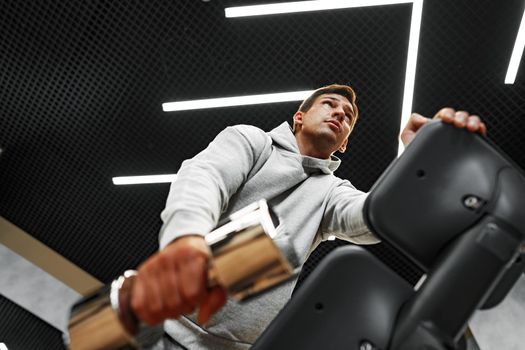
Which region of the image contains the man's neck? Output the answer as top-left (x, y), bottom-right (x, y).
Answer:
top-left (295, 133), bottom-right (332, 159)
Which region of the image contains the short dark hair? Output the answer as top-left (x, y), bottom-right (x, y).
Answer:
top-left (294, 84), bottom-right (359, 131)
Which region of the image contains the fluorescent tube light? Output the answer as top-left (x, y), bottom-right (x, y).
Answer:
top-left (225, 0), bottom-right (413, 18)
top-left (112, 174), bottom-right (178, 185)
top-left (505, 6), bottom-right (525, 84)
top-left (398, 0), bottom-right (423, 156)
top-left (162, 90), bottom-right (314, 112)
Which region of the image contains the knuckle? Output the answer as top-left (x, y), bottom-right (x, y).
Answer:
top-left (158, 253), bottom-right (172, 267)
top-left (137, 262), bottom-right (149, 274)
top-left (142, 257), bottom-right (159, 273)
top-left (179, 245), bottom-right (202, 260)
top-left (183, 285), bottom-right (203, 304)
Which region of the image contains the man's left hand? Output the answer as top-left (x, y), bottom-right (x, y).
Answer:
top-left (400, 107), bottom-right (487, 147)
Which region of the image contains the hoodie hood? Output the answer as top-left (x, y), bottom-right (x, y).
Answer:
top-left (268, 122), bottom-right (341, 175)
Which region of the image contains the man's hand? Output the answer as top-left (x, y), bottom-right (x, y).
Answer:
top-left (131, 235), bottom-right (227, 326)
top-left (400, 108), bottom-right (487, 147)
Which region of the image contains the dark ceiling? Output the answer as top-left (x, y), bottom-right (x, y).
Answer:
top-left (1, 0), bottom-right (525, 347)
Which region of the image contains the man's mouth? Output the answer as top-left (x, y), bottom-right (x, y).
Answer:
top-left (325, 120), bottom-right (341, 131)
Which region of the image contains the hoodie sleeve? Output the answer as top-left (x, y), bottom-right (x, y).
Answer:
top-left (159, 125), bottom-right (270, 249)
top-left (320, 181), bottom-right (380, 244)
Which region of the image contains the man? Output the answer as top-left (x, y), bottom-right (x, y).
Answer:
top-left (131, 84), bottom-right (486, 349)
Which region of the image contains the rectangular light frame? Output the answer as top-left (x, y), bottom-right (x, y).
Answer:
top-left (505, 5), bottom-right (525, 84)
top-left (163, 0), bottom-right (423, 156)
top-left (225, 0), bottom-right (423, 156)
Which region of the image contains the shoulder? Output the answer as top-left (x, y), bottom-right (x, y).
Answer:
top-left (330, 176), bottom-right (359, 191)
top-left (307, 173), bottom-right (357, 191)
top-left (222, 124), bottom-right (271, 146)
top-left (228, 124), bottom-right (266, 136)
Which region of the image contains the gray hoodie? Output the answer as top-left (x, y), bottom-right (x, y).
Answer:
top-left (159, 122), bottom-right (378, 349)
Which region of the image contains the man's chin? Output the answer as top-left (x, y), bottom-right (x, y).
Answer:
top-left (314, 131), bottom-right (340, 151)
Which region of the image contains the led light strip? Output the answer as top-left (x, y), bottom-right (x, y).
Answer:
top-left (225, 0), bottom-right (414, 17)
top-left (162, 90), bottom-right (314, 112)
top-left (399, 0), bottom-right (423, 155)
top-left (505, 6), bottom-right (525, 84)
top-left (112, 174), bottom-right (178, 185)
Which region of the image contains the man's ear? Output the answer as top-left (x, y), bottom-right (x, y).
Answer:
top-left (338, 138), bottom-right (348, 153)
top-left (293, 111), bottom-right (304, 131)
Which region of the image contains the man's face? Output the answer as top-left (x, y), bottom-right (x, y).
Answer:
top-left (295, 93), bottom-right (357, 154)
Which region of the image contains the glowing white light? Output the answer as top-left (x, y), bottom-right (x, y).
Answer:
top-left (112, 174), bottom-right (178, 185)
top-left (327, 235), bottom-right (336, 241)
top-left (225, 0), bottom-right (414, 17)
top-left (398, 0), bottom-right (423, 156)
top-left (0, 343), bottom-right (9, 350)
top-left (414, 273), bottom-right (427, 291)
top-left (162, 90), bottom-right (314, 112)
top-left (505, 6), bottom-right (525, 84)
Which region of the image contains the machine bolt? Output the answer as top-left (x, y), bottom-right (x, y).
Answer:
top-left (359, 340), bottom-right (378, 350)
top-left (463, 195), bottom-right (483, 210)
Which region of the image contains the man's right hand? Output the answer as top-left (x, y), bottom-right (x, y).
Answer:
top-left (131, 235), bottom-right (227, 326)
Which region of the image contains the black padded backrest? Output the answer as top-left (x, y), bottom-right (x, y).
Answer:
top-left (253, 246), bottom-right (413, 350)
top-left (364, 122), bottom-right (524, 271)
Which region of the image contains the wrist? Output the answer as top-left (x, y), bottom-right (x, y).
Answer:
top-left (167, 234), bottom-right (211, 257)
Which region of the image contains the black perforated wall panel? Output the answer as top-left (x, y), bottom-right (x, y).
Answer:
top-left (414, 0), bottom-right (525, 166)
top-left (0, 0), bottom-right (410, 282)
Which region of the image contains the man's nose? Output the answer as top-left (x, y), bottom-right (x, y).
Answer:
top-left (333, 107), bottom-right (345, 120)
